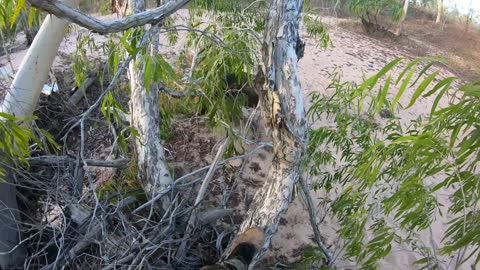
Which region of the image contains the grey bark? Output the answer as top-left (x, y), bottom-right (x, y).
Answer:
top-left (68, 75), bottom-right (95, 106)
top-left (27, 0), bottom-right (191, 34)
top-left (127, 0), bottom-right (173, 208)
top-left (0, 171), bottom-right (25, 269)
top-left (228, 0), bottom-right (309, 268)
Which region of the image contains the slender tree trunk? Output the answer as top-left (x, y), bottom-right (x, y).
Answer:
top-left (0, 0), bottom-right (78, 268)
top-left (127, 0), bottom-right (172, 207)
top-left (436, 0), bottom-right (443, 24)
top-left (394, 0), bottom-right (409, 36)
top-left (228, 0), bottom-right (308, 268)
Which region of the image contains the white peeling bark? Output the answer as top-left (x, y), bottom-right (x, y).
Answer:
top-left (230, 0), bottom-right (308, 268)
top-left (127, 0), bottom-right (172, 207)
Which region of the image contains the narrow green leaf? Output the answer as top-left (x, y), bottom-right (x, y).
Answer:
top-left (423, 77), bottom-right (456, 97)
top-left (375, 75), bottom-right (391, 113)
top-left (429, 82), bottom-right (451, 118)
top-left (405, 70), bottom-right (440, 109)
top-left (11, 0), bottom-right (25, 28)
top-left (28, 7), bottom-right (35, 27)
top-left (391, 68), bottom-right (415, 110)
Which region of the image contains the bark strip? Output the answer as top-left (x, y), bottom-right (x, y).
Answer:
top-left (229, 0), bottom-right (308, 268)
top-left (127, 0), bottom-right (173, 207)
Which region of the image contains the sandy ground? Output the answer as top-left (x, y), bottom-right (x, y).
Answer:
top-left (0, 10), bottom-right (472, 270)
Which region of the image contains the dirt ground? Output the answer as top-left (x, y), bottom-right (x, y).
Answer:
top-left (0, 7), bottom-right (478, 270)
top-left (337, 9), bottom-right (480, 81)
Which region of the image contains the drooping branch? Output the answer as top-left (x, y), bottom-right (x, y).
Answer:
top-left (27, 0), bottom-right (191, 34)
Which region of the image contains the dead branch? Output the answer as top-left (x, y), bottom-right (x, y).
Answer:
top-left (68, 75), bottom-right (96, 106)
top-left (298, 176), bottom-right (333, 264)
top-left (26, 155), bottom-right (130, 168)
top-left (193, 137), bottom-right (230, 207)
top-left (27, 0), bottom-right (191, 34)
top-left (132, 144), bottom-right (269, 214)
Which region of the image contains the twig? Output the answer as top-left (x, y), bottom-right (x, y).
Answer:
top-left (298, 176), bottom-right (333, 264)
top-left (26, 155), bottom-right (130, 168)
top-left (193, 137), bottom-right (230, 207)
top-left (132, 144), bottom-right (269, 214)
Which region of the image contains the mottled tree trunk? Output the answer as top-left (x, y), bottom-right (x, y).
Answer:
top-left (436, 0), bottom-right (443, 24)
top-left (127, 0), bottom-right (172, 207)
top-left (228, 0), bottom-right (308, 268)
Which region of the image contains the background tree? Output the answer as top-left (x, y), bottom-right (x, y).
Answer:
top-left (393, 0), bottom-right (409, 35)
top-left (435, 0), bottom-right (442, 23)
top-left (347, 0), bottom-right (404, 33)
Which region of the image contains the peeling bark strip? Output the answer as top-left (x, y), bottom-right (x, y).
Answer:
top-left (232, 0), bottom-right (307, 268)
top-left (127, 0), bottom-right (172, 206)
top-left (28, 0), bottom-right (190, 34)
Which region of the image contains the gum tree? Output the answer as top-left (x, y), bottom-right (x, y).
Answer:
top-left (0, 0), bottom-right (315, 268)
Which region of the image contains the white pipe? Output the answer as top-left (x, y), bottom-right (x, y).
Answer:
top-left (0, 0), bottom-right (79, 118)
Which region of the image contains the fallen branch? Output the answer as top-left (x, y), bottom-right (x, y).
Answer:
top-left (159, 83), bottom-right (203, 98)
top-left (132, 144), bottom-right (269, 214)
top-left (193, 137), bottom-right (230, 207)
top-left (27, 155), bottom-right (130, 168)
top-left (68, 75), bottom-right (96, 106)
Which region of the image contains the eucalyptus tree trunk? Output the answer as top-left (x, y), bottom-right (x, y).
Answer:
top-left (394, 0), bottom-right (409, 36)
top-left (228, 0), bottom-right (308, 268)
top-left (0, 0), bottom-right (78, 268)
top-left (436, 0), bottom-right (442, 23)
top-left (127, 0), bottom-right (172, 207)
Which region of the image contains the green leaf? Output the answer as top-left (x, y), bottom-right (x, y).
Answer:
top-left (0, 112), bottom-right (19, 121)
top-left (459, 82), bottom-right (480, 98)
top-left (391, 68), bottom-right (415, 110)
top-left (10, 0), bottom-right (25, 28)
top-left (423, 76), bottom-right (456, 97)
top-left (405, 70), bottom-right (440, 109)
top-left (429, 82), bottom-right (451, 118)
top-left (375, 75), bottom-right (391, 113)
top-left (28, 6), bottom-right (35, 27)
top-left (360, 58), bottom-right (403, 94)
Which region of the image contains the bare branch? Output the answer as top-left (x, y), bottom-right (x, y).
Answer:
top-left (132, 144), bottom-right (269, 214)
top-left (298, 176), bottom-right (333, 264)
top-left (26, 155), bottom-right (130, 168)
top-left (27, 0), bottom-right (191, 34)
